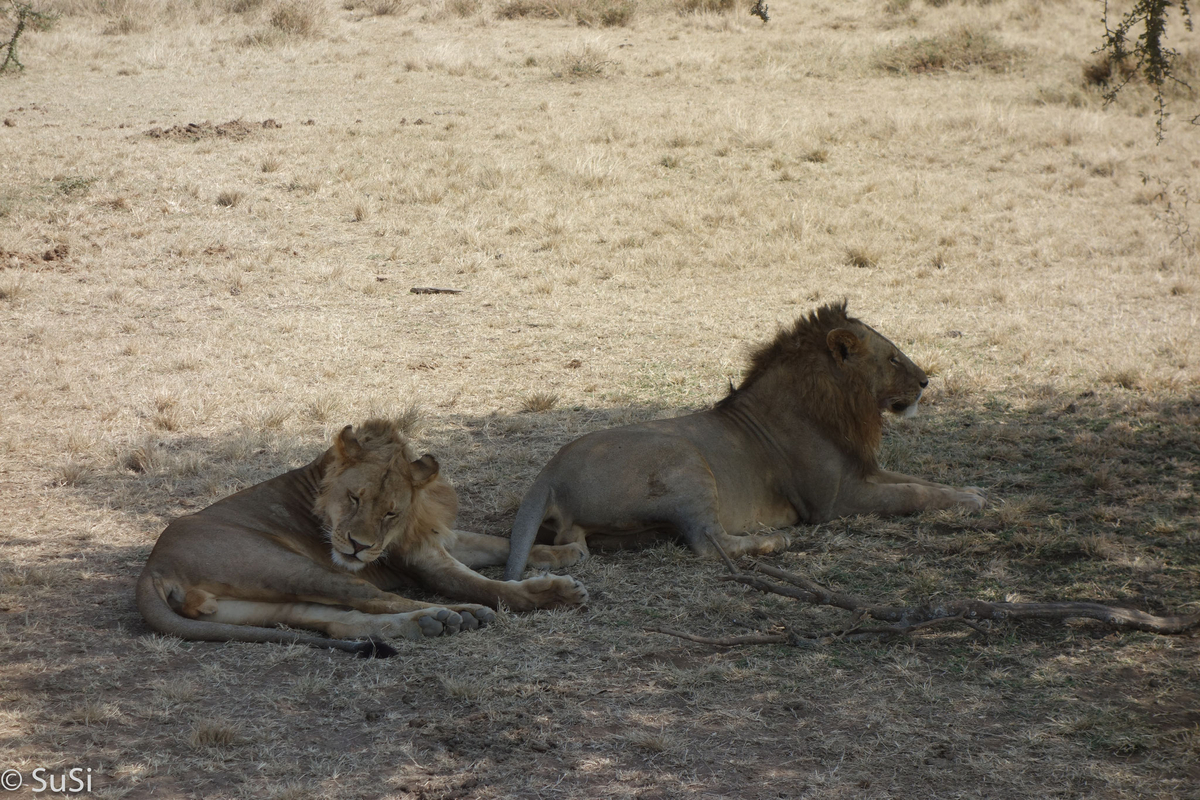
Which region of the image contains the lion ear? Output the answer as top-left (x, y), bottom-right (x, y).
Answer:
top-left (409, 454), bottom-right (439, 487)
top-left (826, 328), bottom-right (862, 365)
top-left (334, 425), bottom-right (365, 463)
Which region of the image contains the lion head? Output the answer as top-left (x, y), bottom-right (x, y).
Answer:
top-left (722, 301), bottom-right (928, 469)
top-left (313, 419), bottom-right (457, 571)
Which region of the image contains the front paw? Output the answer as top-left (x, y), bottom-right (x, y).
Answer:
top-left (528, 574), bottom-right (588, 608)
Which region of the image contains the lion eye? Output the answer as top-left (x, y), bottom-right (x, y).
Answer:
top-left (347, 491), bottom-right (360, 506)
top-left (383, 510), bottom-right (397, 521)
top-left (890, 356), bottom-right (901, 367)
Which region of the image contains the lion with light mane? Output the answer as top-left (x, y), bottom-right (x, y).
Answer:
top-left (138, 419), bottom-right (587, 657)
top-left (504, 301), bottom-right (985, 580)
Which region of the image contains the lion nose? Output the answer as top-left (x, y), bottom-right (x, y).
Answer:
top-left (348, 537), bottom-right (370, 554)
top-left (919, 376), bottom-right (929, 389)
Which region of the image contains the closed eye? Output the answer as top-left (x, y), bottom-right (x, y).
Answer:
top-left (890, 356), bottom-right (901, 366)
top-left (347, 491), bottom-right (360, 506)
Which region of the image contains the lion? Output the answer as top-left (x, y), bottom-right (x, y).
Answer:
top-left (503, 301), bottom-right (985, 580)
top-left (137, 419), bottom-right (588, 657)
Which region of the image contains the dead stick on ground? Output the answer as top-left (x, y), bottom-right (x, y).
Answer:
top-left (643, 626), bottom-right (789, 647)
top-left (649, 541), bottom-right (1200, 648)
top-left (741, 562), bottom-right (1200, 635)
top-left (705, 531), bottom-right (740, 575)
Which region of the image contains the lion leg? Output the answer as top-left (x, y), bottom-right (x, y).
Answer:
top-left (664, 488), bottom-right (791, 561)
top-left (206, 547), bottom-right (444, 616)
top-left (406, 543), bottom-right (587, 612)
top-left (837, 479), bottom-right (985, 516)
top-left (874, 469), bottom-right (988, 501)
top-left (440, 529), bottom-right (585, 572)
top-left (547, 524), bottom-right (590, 566)
top-left (684, 524), bottom-right (793, 561)
top-left (201, 599), bottom-right (467, 640)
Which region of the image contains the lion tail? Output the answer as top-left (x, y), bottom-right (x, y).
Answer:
top-left (503, 474), bottom-right (552, 582)
top-left (134, 567), bottom-right (397, 658)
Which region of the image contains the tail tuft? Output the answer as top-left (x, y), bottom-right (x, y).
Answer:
top-left (354, 637), bottom-right (399, 659)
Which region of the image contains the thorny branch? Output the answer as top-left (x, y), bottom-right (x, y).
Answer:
top-left (1098, 0), bottom-right (1195, 140)
top-left (648, 536), bottom-right (1200, 648)
top-left (2, 0), bottom-right (54, 73)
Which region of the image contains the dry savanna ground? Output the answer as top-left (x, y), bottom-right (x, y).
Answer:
top-left (1, 0), bottom-right (1199, 797)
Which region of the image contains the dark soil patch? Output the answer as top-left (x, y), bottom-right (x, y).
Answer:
top-left (1, 243), bottom-right (71, 271)
top-left (143, 118), bottom-right (282, 142)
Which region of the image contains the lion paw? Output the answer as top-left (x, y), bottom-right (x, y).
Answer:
top-left (955, 491), bottom-right (986, 512)
top-left (526, 574), bottom-right (588, 608)
top-left (413, 607), bottom-right (463, 638)
top-left (560, 575), bottom-right (588, 606)
top-left (527, 541), bottom-right (588, 571)
top-left (452, 605), bottom-right (496, 630)
top-left (767, 529), bottom-right (793, 552)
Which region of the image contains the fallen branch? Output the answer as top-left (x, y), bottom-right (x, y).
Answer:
top-left (644, 626), bottom-right (788, 647)
top-left (648, 536), bottom-right (1200, 648)
top-left (734, 562), bottom-right (1200, 635)
top-left (410, 286), bottom-right (462, 295)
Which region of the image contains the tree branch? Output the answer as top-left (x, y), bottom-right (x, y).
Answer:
top-left (736, 562), bottom-right (1200, 636)
top-left (648, 556), bottom-right (1200, 649)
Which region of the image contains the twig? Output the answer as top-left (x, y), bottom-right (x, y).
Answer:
top-left (736, 562), bottom-right (1200, 636)
top-left (410, 287), bottom-right (462, 295)
top-left (704, 532), bottom-right (740, 575)
top-left (654, 558), bottom-right (1199, 650)
top-left (644, 626), bottom-right (787, 647)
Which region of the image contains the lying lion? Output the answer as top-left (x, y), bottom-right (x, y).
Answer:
top-left (504, 301), bottom-right (985, 580)
top-left (137, 419), bottom-right (587, 656)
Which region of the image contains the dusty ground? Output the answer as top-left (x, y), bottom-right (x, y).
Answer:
top-left (1, 0), bottom-right (1198, 797)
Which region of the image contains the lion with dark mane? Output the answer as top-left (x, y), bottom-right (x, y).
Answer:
top-left (504, 301), bottom-right (985, 580)
top-left (138, 419), bottom-right (587, 657)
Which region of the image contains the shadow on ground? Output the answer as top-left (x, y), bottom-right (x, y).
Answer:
top-left (1, 390), bottom-right (1197, 798)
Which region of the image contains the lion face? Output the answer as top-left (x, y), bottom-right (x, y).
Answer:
top-left (828, 324), bottom-right (929, 418)
top-left (315, 425), bottom-right (440, 572)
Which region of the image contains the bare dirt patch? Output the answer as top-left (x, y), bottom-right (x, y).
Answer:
top-left (143, 118), bottom-right (282, 142)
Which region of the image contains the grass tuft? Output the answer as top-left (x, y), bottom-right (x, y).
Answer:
top-left (216, 189), bottom-right (244, 208)
top-left (845, 245), bottom-right (879, 269)
top-left (1099, 367), bottom-right (1141, 391)
top-left (188, 719), bottom-right (242, 749)
top-left (0, 274), bottom-right (25, 301)
top-left (876, 26), bottom-right (1021, 74)
top-left (269, 0), bottom-right (328, 36)
top-left (551, 41), bottom-right (610, 79)
top-left (521, 391), bottom-right (559, 412)
top-left (676, 0), bottom-right (742, 13)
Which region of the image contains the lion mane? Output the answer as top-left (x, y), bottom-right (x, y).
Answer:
top-left (720, 300), bottom-right (882, 471)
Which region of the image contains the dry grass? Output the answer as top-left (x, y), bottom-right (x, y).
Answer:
top-left (1, 0), bottom-right (1198, 798)
top-left (521, 391), bottom-right (559, 412)
top-left (551, 39), bottom-right (611, 79)
top-left (876, 25), bottom-right (1022, 74)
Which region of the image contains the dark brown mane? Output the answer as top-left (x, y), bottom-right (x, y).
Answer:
top-left (718, 300), bottom-right (882, 469)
